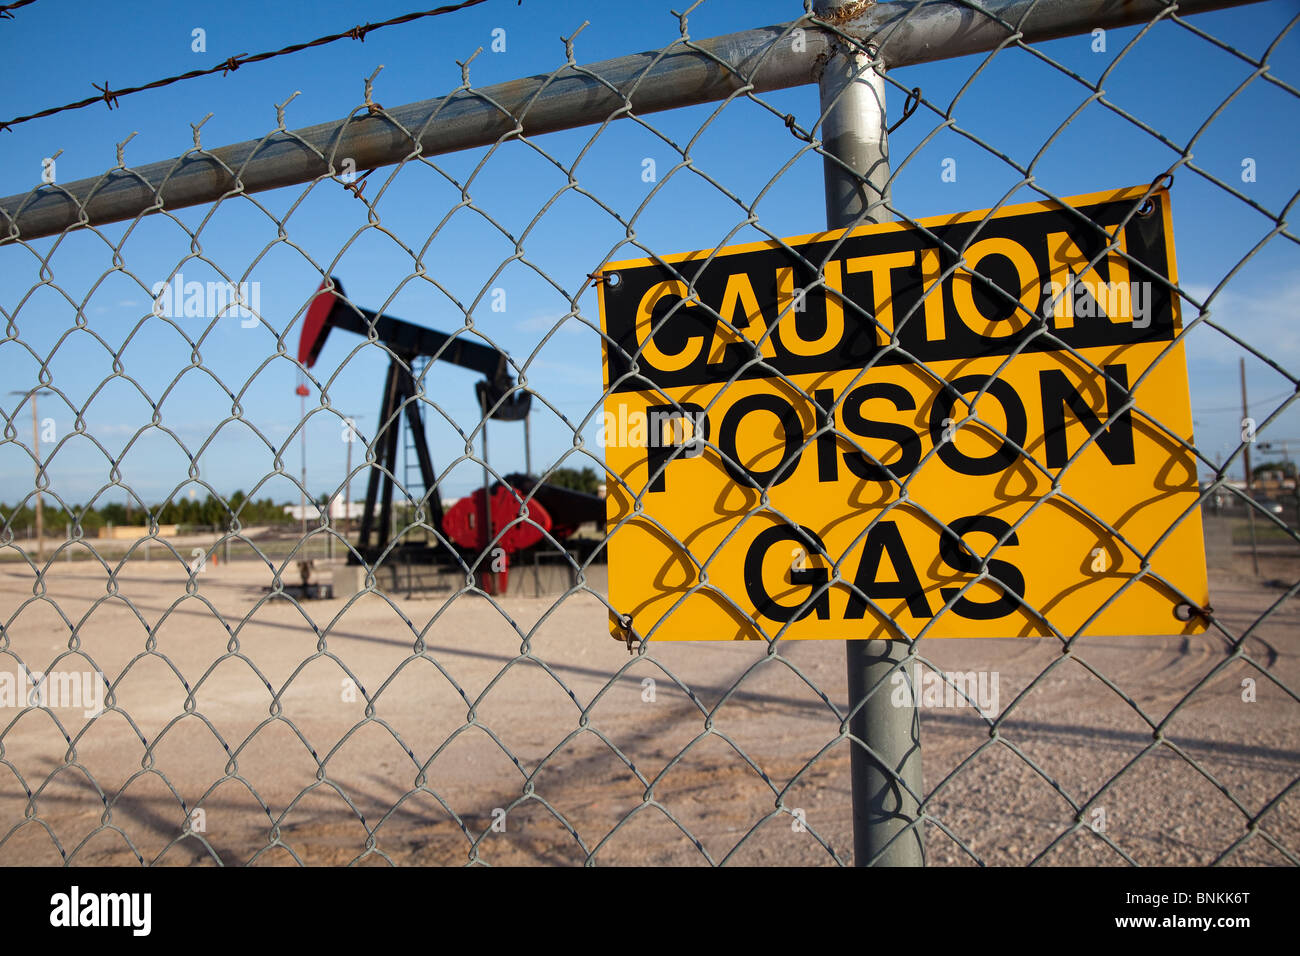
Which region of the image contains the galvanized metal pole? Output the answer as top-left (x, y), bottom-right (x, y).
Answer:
top-left (815, 0), bottom-right (924, 867)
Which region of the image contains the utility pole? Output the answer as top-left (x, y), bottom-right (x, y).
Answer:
top-left (524, 412), bottom-right (533, 478)
top-left (345, 414), bottom-right (365, 535)
top-left (11, 389), bottom-right (52, 562)
top-left (1240, 358), bottom-right (1259, 575)
top-left (31, 392), bottom-right (43, 560)
top-left (296, 379), bottom-right (310, 539)
top-left (816, 0), bottom-right (924, 867)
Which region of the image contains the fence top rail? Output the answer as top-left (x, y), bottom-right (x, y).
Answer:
top-left (0, 0), bottom-right (1262, 243)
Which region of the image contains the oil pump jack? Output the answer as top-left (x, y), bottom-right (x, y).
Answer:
top-left (297, 277), bottom-right (604, 593)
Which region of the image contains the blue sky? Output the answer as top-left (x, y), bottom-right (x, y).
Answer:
top-left (1, 0), bottom-right (1298, 516)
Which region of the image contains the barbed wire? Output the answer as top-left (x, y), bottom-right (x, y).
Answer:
top-left (0, 0), bottom-right (499, 132)
top-left (0, 0), bottom-right (38, 20)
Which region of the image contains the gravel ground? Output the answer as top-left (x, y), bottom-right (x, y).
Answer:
top-left (0, 543), bottom-right (1295, 867)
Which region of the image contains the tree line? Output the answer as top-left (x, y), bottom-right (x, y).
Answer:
top-left (0, 468), bottom-right (603, 535)
top-left (0, 491), bottom-right (296, 534)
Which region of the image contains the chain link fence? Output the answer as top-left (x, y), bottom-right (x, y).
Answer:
top-left (1, 0), bottom-right (1297, 866)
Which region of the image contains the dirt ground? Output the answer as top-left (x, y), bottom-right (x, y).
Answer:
top-left (0, 541), bottom-right (1296, 867)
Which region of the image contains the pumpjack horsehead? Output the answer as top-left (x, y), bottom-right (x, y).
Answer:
top-left (297, 277), bottom-right (604, 594)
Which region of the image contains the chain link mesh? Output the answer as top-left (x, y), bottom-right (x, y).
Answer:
top-left (1, 0), bottom-right (1297, 866)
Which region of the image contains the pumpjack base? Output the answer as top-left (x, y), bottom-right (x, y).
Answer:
top-left (264, 583), bottom-right (335, 600)
top-left (341, 543), bottom-right (506, 595)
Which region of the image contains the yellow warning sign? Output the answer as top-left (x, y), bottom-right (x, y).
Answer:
top-left (596, 186), bottom-right (1207, 641)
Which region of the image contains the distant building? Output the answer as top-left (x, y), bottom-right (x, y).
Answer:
top-left (281, 498), bottom-right (466, 522)
top-left (1253, 471), bottom-right (1297, 499)
top-left (282, 500), bottom-right (370, 522)
top-left (1200, 477), bottom-right (1297, 513)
